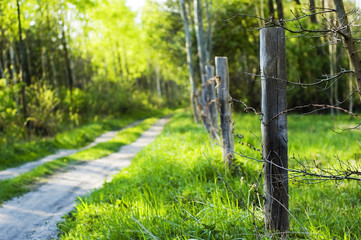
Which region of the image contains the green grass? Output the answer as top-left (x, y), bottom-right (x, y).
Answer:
top-left (58, 112), bottom-right (361, 239)
top-left (0, 117), bottom-right (160, 205)
top-left (0, 109), bottom-right (170, 171)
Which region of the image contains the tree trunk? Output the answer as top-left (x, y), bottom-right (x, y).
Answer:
top-left (46, 2), bottom-right (58, 90)
top-left (349, 61), bottom-right (354, 112)
top-left (194, 0), bottom-right (206, 78)
top-left (268, 0), bottom-right (275, 18)
top-left (255, 0), bottom-right (264, 28)
top-left (329, 35), bottom-right (336, 116)
top-left (0, 56), bottom-right (5, 80)
top-left (16, 0), bottom-right (31, 87)
top-left (309, 0), bottom-right (317, 23)
top-left (16, 0), bottom-right (28, 118)
top-left (116, 42), bottom-right (123, 79)
top-left (156, 63), bottom-right (161, 98)
top-left (1, 28), bottom-right (9, 85)
top-left (180, 0), bottom-right (199, 122)
top-left (326, 0), bottom-right (335, 116)
top-left (37, 0), bottom-right (47, 81)
top-left (275, 0), bottom-right (284, 25)
top-left (9, 44), bottom-right (18, 85)
top-left (205, 0), bottom-right (213, 65)
top-left (10, 43), bottom-right (22, 116)
top-left (333, 0), bottom-right (361, 101)
top-left (0, 25), bottom-right (6, 81)
top-left (61, 7), bottom-right (73, 94)
top-left (194, 0), bottom-right (212, 132)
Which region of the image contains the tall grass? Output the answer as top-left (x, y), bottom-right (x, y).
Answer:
top-left (59, 112), bottom-right (361, 239)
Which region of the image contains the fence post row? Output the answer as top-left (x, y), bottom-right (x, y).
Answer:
top-left (215, 57), bottom-right (235, 168)
top-left (260, 27), bottom-right (289, 233)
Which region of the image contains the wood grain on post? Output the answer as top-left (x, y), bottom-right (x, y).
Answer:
top-left (215, 57), bottom-right (234, 167)
top-left (260, 27), bottom-right (289, 233)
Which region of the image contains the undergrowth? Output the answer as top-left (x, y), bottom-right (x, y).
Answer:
top-left (58, 112), bottom-right (361, 239)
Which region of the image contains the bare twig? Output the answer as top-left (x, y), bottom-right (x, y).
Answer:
top-left (231, 99), bottom-right (262, 115)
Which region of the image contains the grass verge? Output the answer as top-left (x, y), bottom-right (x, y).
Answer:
top-left (0, 109), bottom-right (169, 171)
top-left (59, 112), bottom-right (361, 239)
top-left (0, 117), bottom-right (160, 205)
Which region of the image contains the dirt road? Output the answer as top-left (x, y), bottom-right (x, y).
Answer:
top-left (0, 120), bottom-right (143, 181)
top-left (0, 118), bottom-right (168, 240)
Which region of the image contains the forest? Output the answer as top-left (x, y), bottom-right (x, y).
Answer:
top-left (0, 0), bottom-right (361, 239)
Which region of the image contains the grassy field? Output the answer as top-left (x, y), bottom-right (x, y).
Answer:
top-left (58, 112), bottom-right (361, 239)
top-left (0, 117), bottom-right (160, 205)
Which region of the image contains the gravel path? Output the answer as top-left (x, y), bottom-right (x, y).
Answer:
top-left (0, 120), bottom-right (143, 181)
top-left (0, 118), bottom-right (168, 240)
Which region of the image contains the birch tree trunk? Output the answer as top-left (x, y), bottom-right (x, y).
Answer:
top-left (180, 0), bottom-right (199, 122)
top-left (205, 0), bottom-right (212, 65)
top-left (194, 0), bottom-right (206, 78)
top-left (194, 0), bottom-right (212, 132)
top-left (333, 0), bottom-right (361, 101)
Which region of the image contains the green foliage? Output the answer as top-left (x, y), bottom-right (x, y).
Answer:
top-left (0, 117), bottom-right (160, 205)
top-left (26, 84), bottom-right (62, 135)
top-left (59, 112), bottom-right (361, 239)
top-left (0, 80), bottom-right (24, 144)
top-left (0, 0), bottom-right (184, 147)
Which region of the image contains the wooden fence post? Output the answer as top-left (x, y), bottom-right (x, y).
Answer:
top-left (206, 64), bottom-right (219, 141)
top-left (215, 57), bottom-right (234, 167)
top-left (260, 27), bottom-right (289, 233)
top-left (201, 73), bottom-right (212, 133)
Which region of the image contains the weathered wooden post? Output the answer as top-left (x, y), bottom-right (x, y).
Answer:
top-left (206, 65), bottom-right (219, 141)
top-left (260, 27), bottom-right (289, 233)
top-left (201, 73), bottom-right (212, 133)
top-left (215, 57), bottom-right (234, 167)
